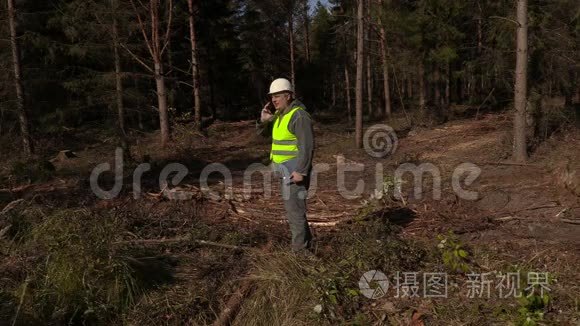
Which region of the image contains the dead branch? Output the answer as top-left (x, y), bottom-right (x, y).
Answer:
top-left (120, 43), bottom-right (154, 73)
top-left (0, 199), bottom-right (24, 216)
top-left (212, 278), bottom-right (254, 326)
top-left (114, 235), bottom-right (253, 251)
top-left (309, 221), bottom-right (340, 227)
top-left (494, 216), bottom-right (521, 222)
top-left (475, 161), bottom-right (542, 168)
top-left (0, 185), bottom-right (31, 193)
top-left (0, 225), bottom-right (11, 239)
top-left (560, 218), bottom-right (580, 225)
top-left (475, 88), bottom-right (495, 119)
top-left (490, 203), bottom-right (561, 217)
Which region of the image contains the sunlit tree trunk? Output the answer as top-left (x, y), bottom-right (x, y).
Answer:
top-left (289, 11), bottom-right (296, 87)
top-left (513, 0), bottom-right (528, 162)
top-left (302, 0), bottom-right (310, 63)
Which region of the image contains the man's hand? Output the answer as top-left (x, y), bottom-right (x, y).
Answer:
top-left (260, 102), bottom-right (274, 122)
top-left (290, 171), bottom-right (304, 183)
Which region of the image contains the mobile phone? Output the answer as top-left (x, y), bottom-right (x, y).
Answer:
top-left (265, 100), bottom-right (275, 114)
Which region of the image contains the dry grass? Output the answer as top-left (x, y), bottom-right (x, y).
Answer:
top-left (0, 207), bottom-right (175, 325)
top-left (233, 250), bottom-right (318, 326)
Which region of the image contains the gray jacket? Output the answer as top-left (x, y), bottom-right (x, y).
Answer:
top-left (256, 99), bottom-right (314, 176)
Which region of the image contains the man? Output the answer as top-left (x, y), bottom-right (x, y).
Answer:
top-left (256, 78), bottom-right (314, 253)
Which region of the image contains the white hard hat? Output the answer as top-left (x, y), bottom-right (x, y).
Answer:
top-left (268, 78), bottom-right (293, 95)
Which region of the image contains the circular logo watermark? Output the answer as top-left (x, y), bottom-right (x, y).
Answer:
top-left (364, 124), bottom-right (398, 158)
top-left (359, 270), bottom-right (389, 299)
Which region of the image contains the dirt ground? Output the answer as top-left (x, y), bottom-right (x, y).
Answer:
top-left (1, 112), bottom-right (579, 325)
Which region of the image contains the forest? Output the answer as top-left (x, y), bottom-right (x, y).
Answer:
top-left (0, 0), bottom-right (579, 325)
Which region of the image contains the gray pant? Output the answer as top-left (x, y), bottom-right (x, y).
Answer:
top-left (280, 177), bottom-right (312, 252)
top-left (282, 178), bottom-right (312, 251)
top-left (273, 160), bottom-right (313, 251)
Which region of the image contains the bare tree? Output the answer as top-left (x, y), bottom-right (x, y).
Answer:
top-left (513, 0), bottom-right (528, 162)
top-left (126, 0), bottom-right (173, 147)
top-left (7, 0), bottom-right (32, 156)
top-left (355, 0), bottom-right (364, 148)
top-left (188, 0), bottom-right (202, 130)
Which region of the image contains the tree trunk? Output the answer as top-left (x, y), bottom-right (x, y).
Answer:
top-left (379, 25), bottom-right (391, 118)
top-left (345, 64), bottom-right (352, 122)
top-left (513, 0), bottom-right (528, 162)
top-left (154, 61), bottom-right (170, 147)
top-left (188, 0), bottom-right (202, 130)
top-left (208, 63), bottom-right (216, 118)
top-left (165, 5), bottom-right (174, 109)
top-left (445, 63), bottom-right (450, 107)
top-left (477, 2), bottom-right (484, 99)
top-left (303, 0), bottom-right (310, 63)
top-left (355, 0), bottom-right (364, 148)
top-left (332, 82), bottom-right (336, 107)
top-left (365, 0), bottom-right (372, 117)
top-left (289, 12), bottom-right (296, 88)
top-left (407, 73), bottom-right (413, 99)
top-left (419, 61), bottom-right (425, 111)
top-left (7, 0), bottom-right (32, 156)
top-left (111, 0), bottom-right (127, 151)
top-left (434, 67), bottom-right (441, 107)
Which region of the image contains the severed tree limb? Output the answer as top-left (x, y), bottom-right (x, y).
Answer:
top-left (212, 241), bottom-right (272, 326)
top-left (213, 278), bottom-right (254, 326)
top-left (475, 161), bottom-right (541, 167)
top-left (114, 235), bottom-right (253, 251)
top-left (0, 199), bottom-right (24, 216)
top-left (0, 225), bottom-right (11, 239)
top-left (490, 203), bottom-right (561, 217)
top-left (560, 218), bottom-right (580, 225)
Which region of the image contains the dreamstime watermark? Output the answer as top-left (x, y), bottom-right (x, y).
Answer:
top-left (89, 124), bottom-right (482, 201)
top-left (363, 124), bottom-right (398, 158)
top-left (358, 270), bottom-right (551, 300)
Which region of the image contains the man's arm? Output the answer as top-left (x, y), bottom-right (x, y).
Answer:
top-left (290, 110), bottom-right (314, 175)
top-left (256, 117), bottom-right (274, 138)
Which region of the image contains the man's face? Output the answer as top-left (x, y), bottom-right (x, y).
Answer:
top-left (271, 92), bottom-right (292, 111)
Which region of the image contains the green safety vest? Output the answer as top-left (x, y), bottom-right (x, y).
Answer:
top-left (270, 106), bottom-right (304, 164)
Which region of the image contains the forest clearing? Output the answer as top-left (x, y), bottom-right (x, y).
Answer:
top-left (1, 0), bottom-right (579, 325)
